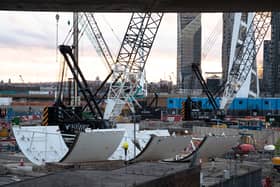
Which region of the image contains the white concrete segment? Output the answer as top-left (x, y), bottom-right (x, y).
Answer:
top-left (12, 126), bottom-right (68, 166)
top-left (61, 129), bottom-right (125, 163)
top-left (199, 135), bottom-right (239, 159)
top-left (109, 125), bottom-right (170, 161)
top-left (130, 135), bottom-right (192, 162)
top-left (180, 135), bottom-right (240, 161)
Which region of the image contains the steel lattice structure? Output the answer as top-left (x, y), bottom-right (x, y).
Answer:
top-left (220, 12), bottom-right (271, 110)
top-left (104, 13), bottom-right (163, 121)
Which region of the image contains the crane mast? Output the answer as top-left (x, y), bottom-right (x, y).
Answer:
top-left (104, 13), bottom-right (163, 121)
top-left (220, 12), bottom-right (271, 110)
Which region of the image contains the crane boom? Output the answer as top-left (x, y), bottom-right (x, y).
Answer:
top-left (59, 45), bottom-right (103, 120)
top-left (62, 12), bottom-right (115, 73)
top-left (104, 13), bottom-right (163, 121)
top-left (220, 12), bottom-right (271, 110)
top-left (192, 63), bottom-right (219, 111)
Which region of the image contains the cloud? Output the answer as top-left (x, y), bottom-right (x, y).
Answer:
top-left (0, 12), bottom-right (226, 83)
top-left (0, 29), bottom-right (52, 48)
top-left (0, 11), bottom-right (74, 49)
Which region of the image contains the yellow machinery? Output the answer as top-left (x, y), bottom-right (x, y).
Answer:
top-left (212, 124), bottom-right (227, 128)
top-left (0, 127), bottom-right (9, 137)
top-left (239, 132), bottom-right (256, 145)
top-left (272, 157), bottom-right (280, 172)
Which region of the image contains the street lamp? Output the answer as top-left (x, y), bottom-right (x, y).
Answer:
top-left (55, 14), bottom-right (60, 64)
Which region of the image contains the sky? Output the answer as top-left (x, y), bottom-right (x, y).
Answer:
top-left (0, 12), bottom-right (224, 83)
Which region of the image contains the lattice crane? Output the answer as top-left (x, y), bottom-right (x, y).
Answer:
top-left (60, 13), bottom-right (163, 122)
top-left (104, 13), bottom-right (164, 121)
top-left (80, 13), bottom-right (115, 72)
top-left (220, 12), bottom-right (271, 110)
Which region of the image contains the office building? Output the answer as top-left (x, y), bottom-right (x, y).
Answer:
top-left (177, 13), bottom-right (202, 95)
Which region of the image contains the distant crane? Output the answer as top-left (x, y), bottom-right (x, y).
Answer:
top-left (19, 75), bottom-right (24, 83)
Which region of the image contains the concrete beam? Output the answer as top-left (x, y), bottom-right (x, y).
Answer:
top-left (0, 0), bottom-right (278, 12)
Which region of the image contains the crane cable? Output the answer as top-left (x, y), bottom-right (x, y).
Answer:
top-left (202, 17), bottom-right (222, 60)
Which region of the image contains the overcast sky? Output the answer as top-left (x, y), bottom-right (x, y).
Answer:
top-left (0, 12), bottom-right (223, 83)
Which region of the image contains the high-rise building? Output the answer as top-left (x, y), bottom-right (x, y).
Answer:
top-left (270, 12), bottom-right (280, 96)
top-left (262, 13), bottom-right (280, 96)
top-left (177, 13), bottom-right (201, 95)
top-left (221, 13), bottom-right (234, 83)
top-left (262, 40), bottom-right (273, 96)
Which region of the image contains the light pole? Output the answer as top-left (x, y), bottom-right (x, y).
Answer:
top-left (55, 14), bottom-right (60, 64)
top-left (73, 12), bottom-right (79, 106)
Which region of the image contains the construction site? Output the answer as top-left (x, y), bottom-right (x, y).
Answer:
top-left (0, 1), bottom-right (280, 187)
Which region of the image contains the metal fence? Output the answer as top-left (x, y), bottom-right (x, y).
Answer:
top-left (211, 168), bottom-right (262, 187)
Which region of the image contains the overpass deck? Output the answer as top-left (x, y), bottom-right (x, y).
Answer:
top-left (0, 0), bottom-right (278, 12)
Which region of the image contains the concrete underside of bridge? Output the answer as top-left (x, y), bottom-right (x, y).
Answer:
top-left (0, 0), bottom-right (278, 12)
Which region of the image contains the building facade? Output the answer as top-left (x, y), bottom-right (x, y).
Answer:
top-left (221, 13), bottom-right (235, 83)
top-left (261, 13), bottom-right (280, 96)
top-left (270, 12), bottom-right (280, 96)
top-left (262, 40), bottom-right (273, 96)
top-left (177, 13), bottom-right (201, 95)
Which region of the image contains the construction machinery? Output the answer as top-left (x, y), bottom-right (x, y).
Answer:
top-left (181, 63), bottom-right (224, 121)
top-left (186, 13), bottom-right (271, 119)
top-left (75, 13), bottom-right (161, 122)
top-left (43, 45), bottom-right (110, 135)
top-left (43, 13), bottom-right (164, 132)
top-left (272, 157), bottom-right (280, 172)
top-left (135, 92), bottom-right (162, 120)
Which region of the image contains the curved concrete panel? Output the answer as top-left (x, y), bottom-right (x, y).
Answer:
top-left (130, 135), bottom-right (192, 162)
top-left (109, 128), bottom-right (170, 161)
top-left (61, 129), bottom-right (125, 163)
top-left (13, 126), bottom-right (68, 166)
top-left (177, 135), bottom-right (240, 162)
top-left (172, 136), bottom-right (208, 162)
top-left (197, 135), bottom-right (240, 160)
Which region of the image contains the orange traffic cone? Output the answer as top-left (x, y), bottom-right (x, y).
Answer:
top-left (19, 158), bottom-right (24, 166)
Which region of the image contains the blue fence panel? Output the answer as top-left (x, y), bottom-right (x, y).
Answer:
top-left (262, 98), bottom-right (277, 111)
top-left (247, 98), bottom-right (262, 111)
top-left (167, 98), bottom-right (176, 109)
top-left (200, 98), bottom-right (216, 110)
top-left (276, 98), bottom-right (280, 110)
top-left (167, 98), bottom-right (185, 109)
top-left (232, 98), bottom-right (248, 110)
top-left (167, 97), bottom-right (280, 111)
